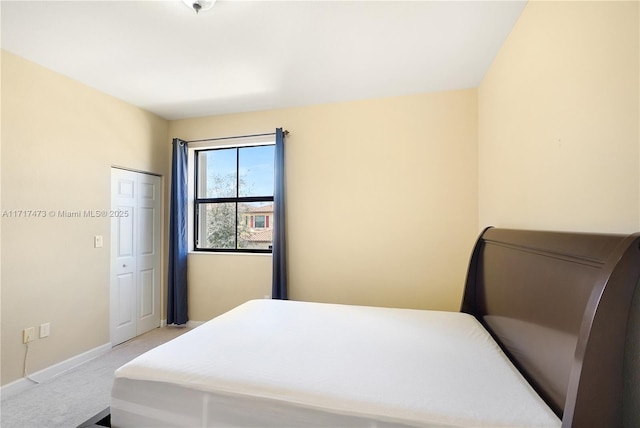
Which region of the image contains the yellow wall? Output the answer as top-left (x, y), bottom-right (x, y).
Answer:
top-left (170, 89), bottom-right (479, 321)
top-left (478, 0), bottom-right (639, 233)
top-left (0, 40), bottom-right (3, 391)
top-left (0, 50), bottom-right (170, 385)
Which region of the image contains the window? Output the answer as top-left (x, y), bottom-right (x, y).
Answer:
top-left (194, 144), bottom-right (275, 252)
top-left (253, 215), bottom-right (267, 228)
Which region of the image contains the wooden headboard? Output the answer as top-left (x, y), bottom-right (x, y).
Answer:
top-left (461, 227), bottom-right (640, 428)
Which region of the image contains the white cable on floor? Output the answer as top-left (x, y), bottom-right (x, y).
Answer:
top-left (23, 341), bottom-right (40, 384)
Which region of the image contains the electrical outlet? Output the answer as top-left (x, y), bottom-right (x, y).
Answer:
top-left (40, 323), bottom-right (50, 339)
top-left (23, 327), bottom-right (35, 344)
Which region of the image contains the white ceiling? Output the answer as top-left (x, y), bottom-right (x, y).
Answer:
top-left (1, 0), bottom-right (527, 120)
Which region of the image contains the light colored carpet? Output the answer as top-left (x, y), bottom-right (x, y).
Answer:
top-left (1, 326), bottom-right (189, 428)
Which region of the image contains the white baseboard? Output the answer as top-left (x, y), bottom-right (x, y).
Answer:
top-left (161, 319), bottom-right (203, 329)
top-left (1, 342), bottom-right (112, 399)
top-left (186, 320), bottom-right (204, 328)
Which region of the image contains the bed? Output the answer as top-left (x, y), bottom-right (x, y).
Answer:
top-left (111, 227), bottom-right (640, 427)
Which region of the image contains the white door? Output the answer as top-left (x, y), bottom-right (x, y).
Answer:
top-left (135, 172), bottom-right (162, 335)
top-left (110, 168), bottom-right (162, 346)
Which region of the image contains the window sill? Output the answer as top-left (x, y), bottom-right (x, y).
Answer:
top-left (188, 251), bottom-right (272, 257)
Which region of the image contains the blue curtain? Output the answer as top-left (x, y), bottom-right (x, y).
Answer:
top-left (272, 128), bottom-right (288, 299)
top-left (168, 138), bottom-right (189, 324)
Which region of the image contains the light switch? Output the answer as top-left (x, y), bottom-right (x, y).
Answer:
top-left (40, 323), bottom-right (50, 338)
top-left (94, 235), bottom-right (103, 248)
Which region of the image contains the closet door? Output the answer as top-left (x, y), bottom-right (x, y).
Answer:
top-left (110, 168), bottom-right (161, 346)
top-left (135, 172), bottom-right (162, 336)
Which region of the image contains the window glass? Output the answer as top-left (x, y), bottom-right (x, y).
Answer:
top-left (254, 215), bottom-right (266, 228)
top-left (197, 203), bottom-right (236, 249)
top-left (239, 145), bottom-right (275, 197)
top-left (197, 148), bottom-right (237, 198)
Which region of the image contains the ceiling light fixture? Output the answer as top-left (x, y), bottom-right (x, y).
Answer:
top-left (182, 0), bottom-right (216, 14)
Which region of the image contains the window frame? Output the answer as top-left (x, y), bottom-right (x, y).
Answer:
top-left (193, 144), bottom-right (275, 253)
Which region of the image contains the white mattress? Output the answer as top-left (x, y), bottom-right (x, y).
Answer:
top-left (112, 299), bottom-right (561, 428)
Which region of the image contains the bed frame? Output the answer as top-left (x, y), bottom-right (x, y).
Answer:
top-left (462, 227), bottom-right (640, 428)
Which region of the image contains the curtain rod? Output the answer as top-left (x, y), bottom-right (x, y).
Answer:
top-left (185, 130), bottom-right (289, 144)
